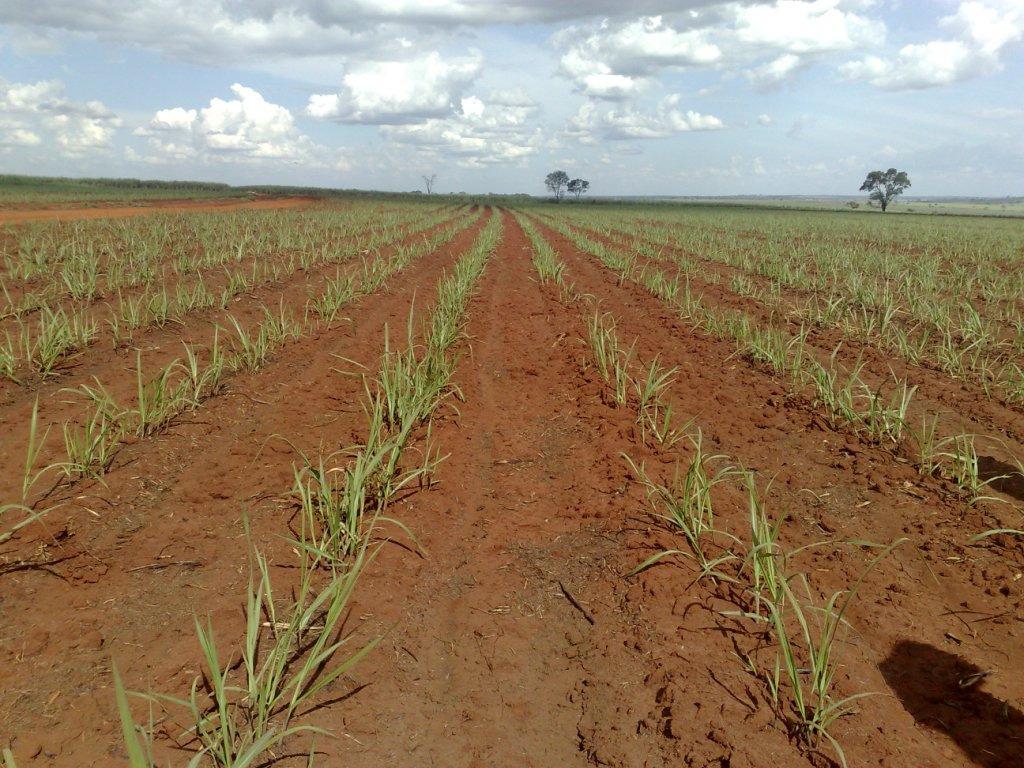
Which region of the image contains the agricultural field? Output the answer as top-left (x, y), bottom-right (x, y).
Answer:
top-left (0, 195), bottom-right (1022, 768)
top-left (0, 176), bottom-right (246, 209)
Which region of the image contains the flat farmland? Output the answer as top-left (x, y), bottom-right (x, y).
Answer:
top-left (1, 198), bottom-right (1022, 768)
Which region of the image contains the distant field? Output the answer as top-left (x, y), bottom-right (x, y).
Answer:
top-left (0, 175), bottom-right (245, 207)
top-left (638, 196), bottom-right (1024, 218)
top-left (4, 174), bottom-right (1021, 218)
top-left (663, 195), bottom-right (1024, 217)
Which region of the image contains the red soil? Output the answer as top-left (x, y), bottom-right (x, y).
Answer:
top-left (0, 209), bottom-right (1021, 767)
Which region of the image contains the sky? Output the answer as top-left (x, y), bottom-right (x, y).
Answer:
top-left (0, 0), bottom-right (1022, 197)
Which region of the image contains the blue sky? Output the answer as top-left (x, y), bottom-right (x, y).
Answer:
top-left (1, 1), bottom-right (1022, 196)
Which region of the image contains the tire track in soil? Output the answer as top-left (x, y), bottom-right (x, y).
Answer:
top-left (329, 211), bottom-right (783, 768)
top-left (0, 212), bottom-right (492, 767)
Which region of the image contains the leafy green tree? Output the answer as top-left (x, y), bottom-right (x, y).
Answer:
top-left (568, 178), bottom-right (590, 201)
top-left (859, 168), bottom-right (911, 212)
top-left (545, 170), bottom-right (569, 202)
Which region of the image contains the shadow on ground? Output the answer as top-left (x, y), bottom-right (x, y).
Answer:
top-left (979, 455), bottom-right (1024, 503)
top-left (880, 640), bottom-right (1024, 768)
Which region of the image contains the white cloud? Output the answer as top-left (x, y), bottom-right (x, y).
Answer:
top-left (135, 84), bottom-right (333, 166)
top-left (677, 153), bottom-right (771, 180)
top-left (307, 51), bottom-right (482, 124)
top-left (382, 92), bottom-right (543, 168)
top-left (0, 115), bottom-right (43, 148)
top-left (0, 1), bottom-right (726, 67)
top-left (757, 113), bottom-right (773, 125)
top-left (557, 15), bottom-right (721, 99)
top-left (729, 0), bottom-right (882, 55)
top-left (745, 53), bottom-right (804, 89)
top-left (841, 0), bottom-right (1023, 89)
top-left (554, 1), bottom-right (885, 97)
top-left (841, 40), bottom-right (991, 88)
top-left (566, 96), bottom-right (724, 141)
top-left (0, 77), bottom-right (121, 155)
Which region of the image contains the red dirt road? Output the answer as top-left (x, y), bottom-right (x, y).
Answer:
top-left (0, 196), bottom-right (314, 225)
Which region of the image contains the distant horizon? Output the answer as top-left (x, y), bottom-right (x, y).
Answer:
top-left (3, 173), bottom-right (1021, 204)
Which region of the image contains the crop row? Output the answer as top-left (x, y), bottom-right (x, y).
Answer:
top-left (541, 209), bottom-right (1024, 406)
top-left (519, 212), bottom-right (901, 767)
top-left (0, 205), bottom-right (462, 383)
top-left (526, 213), bottom-right (1024, 532)
top-left (0, 209), bottom-right (485, 552)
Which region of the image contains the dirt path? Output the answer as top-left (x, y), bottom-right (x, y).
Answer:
top-left (330, 210), bottom-right (601, 765)
top-left (324, 212), bottom-right (787, 767)
top-left (0, 196), bottom-right (314, 225)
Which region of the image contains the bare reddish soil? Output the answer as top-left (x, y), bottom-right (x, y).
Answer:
top-left (0, 197), bottom-right (314, 225)
top-left (1, 209), bottom-right (1021, 767)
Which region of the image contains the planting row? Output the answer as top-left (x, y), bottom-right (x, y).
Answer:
top-left (533, 212), bottom-right (1024, 522)
top-left (0, 210), bottom-right (487, 556)
top-left (0, 203), bottom-right (460, 384)
top-left (543, 206), bottom-right (1024, 406)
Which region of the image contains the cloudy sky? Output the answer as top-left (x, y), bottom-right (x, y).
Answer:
top-left (1, 0), bottom-right (1022, 196)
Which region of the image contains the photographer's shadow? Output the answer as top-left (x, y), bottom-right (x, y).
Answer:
top-left (880, 641), bottom-right (1023, 767)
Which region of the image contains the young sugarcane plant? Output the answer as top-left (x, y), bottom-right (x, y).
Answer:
top-left (625, 431), bottom-right (738, 581)
top-left (131, 533), bottom-right (380, 767)
top-left (62, 410), bottom-right (121, 481)
top-left (585, 311), bottom-right (634, 405)
top-left (939, 433), bottom-right (1006, 505)
top-left (740, 472), bottom-right (786, 614)
top-left (757, 539), bottom-right (906, 768)
top-left (633, 356), bottom-right (687, 447)
top-left (133, 351), bottom-right (186, 437)
top-left (1, 400), bottom-right (67, 546)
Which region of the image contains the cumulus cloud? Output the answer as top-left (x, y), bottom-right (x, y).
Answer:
top-left (841, 0), bottom-right (1023, 89)
top-left (729, 0), bottom-right (881, 54)
top-left (0, 77), bottom-right (121, 155)
top-left (307, 51), bottom-right (482, 124)
top-left (566, 96), bottom-right (724, 142)
top-left (382, 92), bottom-right (544, 168)
top-left (555, 1), bottom-right (884, 97)
top-left (745, 53), bottom-right (805, 89)
top-left (556, 15), bottom-right (721, 99)
top-left (134, 84), bottom-right (334, 166)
